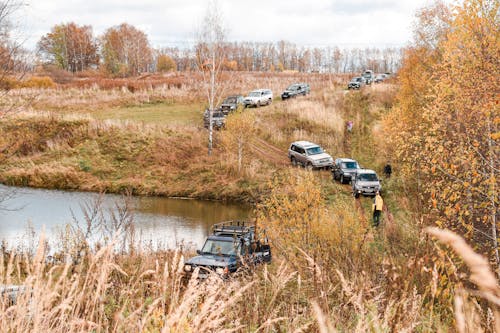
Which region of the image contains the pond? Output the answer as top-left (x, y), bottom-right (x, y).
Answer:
top-left (0, 186), bottom-right (252, 251)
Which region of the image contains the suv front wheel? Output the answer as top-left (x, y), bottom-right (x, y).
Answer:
top-left (290, 157), bottom-right (297, 166)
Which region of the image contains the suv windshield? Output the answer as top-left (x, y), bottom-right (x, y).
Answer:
top-left (352, 77), bottom-right (361, 82)
top-left (358, 173), bottom-right (378, 181)
top-left (306, 146), bottom-right (324, 155)
top-left (287, 85), bottom-right (299, 90)
top-left (201, 239), bottom-right (239, 256)
top-left (249, 92), bottom-right (261, 97)
top-left (224, 97), bottom-right (236, 104)
top-left (342, 162), bottom-right (359, 169)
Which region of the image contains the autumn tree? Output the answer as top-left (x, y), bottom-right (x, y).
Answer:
top-left (384, 0), bottom-right (499, 271)
top-left (38, 22), bottom-right (98, 72)
top-left (220, 110), bottom-right (257, 174)
top-left (156, 54), bottom-right (176, 72)
top-left (0, 0), bottom-right (31, 113)
top-left (101, 23), bottom-right (152, 76)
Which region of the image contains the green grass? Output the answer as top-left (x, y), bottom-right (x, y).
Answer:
top-left (93, 102), bottom-right (205, 126)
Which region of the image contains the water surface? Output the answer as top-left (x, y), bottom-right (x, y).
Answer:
top-left (0, 186), bottom-right (251, 251)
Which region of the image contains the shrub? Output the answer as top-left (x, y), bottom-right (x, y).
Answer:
top-left (21, 76), bottom-right (56, 89)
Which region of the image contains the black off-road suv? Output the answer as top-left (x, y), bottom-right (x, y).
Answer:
top-left (220, 95), bottom-right (244, 115)
top-left (203, 109), bottom-right (226, 130)
top-left (183, 221), bottom-right (271, 279)
top-left (331, 158), bottom-right (360, 184)
top-left (281, 83), bottom-right (310, 100)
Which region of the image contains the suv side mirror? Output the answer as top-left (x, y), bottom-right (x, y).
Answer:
top-left (196, 249), bottom-right (201, 255)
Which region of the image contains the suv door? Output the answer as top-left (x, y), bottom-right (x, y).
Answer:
top-left (296, 147), bottom-right (307, 165)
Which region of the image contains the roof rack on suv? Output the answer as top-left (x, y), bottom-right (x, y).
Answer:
top-left (211, 220), bottom-right (254, 236)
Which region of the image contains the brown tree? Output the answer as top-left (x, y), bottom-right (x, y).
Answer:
top-left (101, 23), bottom-right (152, 76)
top-left (38, 22), bottom-right (98, 72)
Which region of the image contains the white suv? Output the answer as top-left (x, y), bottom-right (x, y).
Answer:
top-left (243, 89), bottom-right (273, 108)
top-left (288, 141), bottom-right (334, 169)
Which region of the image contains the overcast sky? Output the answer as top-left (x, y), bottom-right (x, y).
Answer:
top-left (19, 0), bottom-right (441, 50)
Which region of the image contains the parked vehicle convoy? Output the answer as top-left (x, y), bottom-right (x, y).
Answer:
top-left (183, 221), bottom-right (272, 279)
top-left (362, 70), bottom-right (374, 85)
top-left (243, 89), bottom-right (273, 108)
top-left (332, 158), bottom-right (360, 184)
top-left (351, 169), bottom-right (382, 198)
top-left (203, 109), bottom-right (226, 129)
top-left (288, 141), bottom-right (334, 169)
top-left (220, 95), bottom-right (244, 114)
top-left (348, 77), bottom-right (366, 90)
top-left (281, 83), bottom-right (310, 100)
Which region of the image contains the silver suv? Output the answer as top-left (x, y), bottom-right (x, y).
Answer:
top-left (288, 141), bottom-right (333, 169)
top-left (243, 89), bottom-right (273, 108)
top-left (352, 169), bottom-right (382, 198)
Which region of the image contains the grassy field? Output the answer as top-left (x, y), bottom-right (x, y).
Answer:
top-left (92, 101), bottom-right (204, 126)
top-left (0, 74), bottom-right (491, 331)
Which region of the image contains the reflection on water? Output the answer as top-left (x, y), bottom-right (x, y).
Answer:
top-left (0, 186), bottom-right (251, 250)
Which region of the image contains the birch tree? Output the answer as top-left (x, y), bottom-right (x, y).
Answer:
top-left (195, 0), bottom-right (226, 155)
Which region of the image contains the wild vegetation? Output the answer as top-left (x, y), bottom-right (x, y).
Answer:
top-left (0, 0), bottom-right (498, 331)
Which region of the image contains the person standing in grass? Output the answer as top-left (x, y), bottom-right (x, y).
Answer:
top-left (372, 191), bottom-right (383, 227)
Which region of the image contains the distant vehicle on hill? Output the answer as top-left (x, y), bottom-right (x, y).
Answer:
top-left (348, 77), bottom-right (366, 90)
top-left (288, 141), bottom-right (333, 169)
top-left (281, 83), bottom-right (310, 100)
top-left (220, 95), bottom-right (244, 114)
top-left (362, 70), bottom-right (374, 85)
top-left (352, 169), bottom-right (382, 198)
top-left (243, 89), bottom-right (273, 108)
top-left (374, 74), bottom-right (387, 83)
top-left (332, 158), bottom-right (360, 184)
top-left (203, 109), bottom-right (226, 130)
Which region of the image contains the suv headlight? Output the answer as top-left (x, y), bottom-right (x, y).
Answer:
top-left (215, 267), bottom-right (224, 275)
top-left (184, 264), bottom-right (192, 272)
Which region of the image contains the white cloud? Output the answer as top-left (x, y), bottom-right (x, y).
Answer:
top-left (20, 0), bottom-right (441, 50)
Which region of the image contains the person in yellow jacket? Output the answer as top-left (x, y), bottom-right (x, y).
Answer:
top-left (372, 191), bottom-right (383, 227)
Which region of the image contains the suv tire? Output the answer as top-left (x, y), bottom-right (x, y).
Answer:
top-left (291, 157), bottom-right (297, 166)
top-left (353, 191), bottom-right (360, 199)
top-left (340, 175), bottom-right (345, 184)
top-left (306, 162), bottom-right (313, 170)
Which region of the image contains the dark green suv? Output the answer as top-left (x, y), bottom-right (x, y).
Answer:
top-left (183, 221), bottom-right (271, 279)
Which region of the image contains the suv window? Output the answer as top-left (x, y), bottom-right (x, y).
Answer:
top-left (297, 147), bottom-right (305, 154)
top-left (342, 162), bottom-right (358, 169)
top-left (306, 146), bottom-right (323, 155)
top-left (358, 173), bottom-right (378, 181)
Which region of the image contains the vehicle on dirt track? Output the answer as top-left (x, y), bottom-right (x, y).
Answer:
top-left (203, 109), bottom-right (226, 130)
top-left (220, 95), bottom-right (244, 114)
top-left (352, 169), bottom-right (382, 198)
top-left (348, 77), bottom-right (366, 90)
top-left (288, 141), bottom-right (334, 169)
top-left (281, 83), bottom-right (310, 100)
top-left (183, 221), bottom-right (272, 279)
top-left (243, 89), bottom-right (273, 108)
top-left (362, 69), bottom-right (374, 85)
top-left (332, 158), bottom-right (360, 184)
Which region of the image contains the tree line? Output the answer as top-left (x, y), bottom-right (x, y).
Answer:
top-left (36, 22), bottom-right (402, 76)
top-left (384, 0), bottom-right (499, 272)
